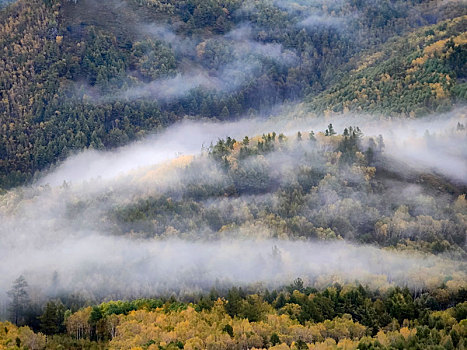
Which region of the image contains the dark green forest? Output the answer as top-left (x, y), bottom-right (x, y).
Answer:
top-left (0, 0), bottom-right (466, 189)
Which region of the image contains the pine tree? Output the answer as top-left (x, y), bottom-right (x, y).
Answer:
top-left (325, 124), bottom-right (336, 136)
top-left (7, 275), bottom-right (30, 326)
top-left (220, 106), bottom-right (230, 119)
top-left (40, 301), bottom-right (65, 335)
top-left (309, 131), bottom-right (316, 141)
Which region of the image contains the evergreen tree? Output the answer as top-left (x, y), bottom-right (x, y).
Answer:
top-left (270, 332), bottom-right (280, 346)
top-left (39, 301), bottom-right (65, 335)
top-left (7, 275), bottom-right (30, 326)
top-left (309, 131), bottom-right (316, 141)
top-left (325, 124), bottom-right (336, 136)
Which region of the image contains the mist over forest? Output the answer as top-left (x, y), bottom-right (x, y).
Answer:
top-left (0, 0), bottom-right (466, 349)
top-left (1, 109), bottom-right (464, 301)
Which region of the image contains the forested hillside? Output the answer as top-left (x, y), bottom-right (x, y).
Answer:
top-left (105, 124), bottom-right (467, 255)
top-left (0, 1), bottom-right (466, 349)
top-left (0, 0), bottom-right (466, 189)
top-left (309, 15), bottom-right (467, 116)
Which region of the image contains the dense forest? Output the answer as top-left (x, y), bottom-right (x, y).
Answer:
top-left (2, 279), bottom-right (467, 349)
top-left (309, 16), bottom-right (467, 116)
top-left (0, 0), bottom-right (466, 189)
top-left (0, 0), bottom-right (466, 349)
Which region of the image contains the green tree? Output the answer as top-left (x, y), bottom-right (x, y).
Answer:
top-left (7, 275), bottom-right (30, 326)
top-left (325, 124), bottom-right (336, 136)
top-left (220, 106), bottom-right (230, 119)
top-left (270, 332), bottom-right (280, 346)
top-left (225, 287), bottom-right (244, 318)
top-left (222, 324), bottom-right (234, 338)
top-left (40, 301), bottom-right (66, 335)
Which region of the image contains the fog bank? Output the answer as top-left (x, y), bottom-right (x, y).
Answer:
top-left (1, 238), bottom-right (463, 300)
top-left (38, 108), bottom-right (467, 186)
top-left (0, 107), bottom-right (466, 304)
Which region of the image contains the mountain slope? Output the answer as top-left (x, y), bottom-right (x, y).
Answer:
top-left (0, 0), bottom-right (466, 189)
top-left (308, 15), bottom-right (467, 117)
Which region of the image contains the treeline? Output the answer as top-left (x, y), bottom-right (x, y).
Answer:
top-left (1, 0), bottom-right (466, 189)
top-left (109, 125), bottom-right (467, 256)
top-left (2, 278), bottom-right (466, 349)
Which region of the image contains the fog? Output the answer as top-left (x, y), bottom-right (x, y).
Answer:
top-left (39, 107), bottom-right (467, 186)
top-left (0, 107), bottom-right (466, 304)
top-left (120, 70), bottom-right (217, 101)
top-left (1, 238), bottom-right (461, 301)
top-left (117, 22), bottom-right (297, 101)
top-left (140, 24), bottom-right (197, 57)
top-left (72, 0), bottom-right (374, 103)
top-left (224, 23), bottom-right (297, 66)
top-left (243, 0), bottom-right (351, 29)
top-left (299, 14), bottom-right (348, 30)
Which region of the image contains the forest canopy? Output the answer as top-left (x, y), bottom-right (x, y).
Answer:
top-left (0, 0), bottom-right (466, 188)
top-left (0, 0), bottom-right (466, 349)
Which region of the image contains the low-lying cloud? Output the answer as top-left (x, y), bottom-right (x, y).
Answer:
top-left (115, 22), bottom-right (297, 101)
top-left (0, 107), bottom-right (466, 305)
top-left (39, 108), bottom-right (467, 186)
top-left (1, 238), bottom-right (461, 301)
top-left (299, 14), bottom-right (348, 30)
